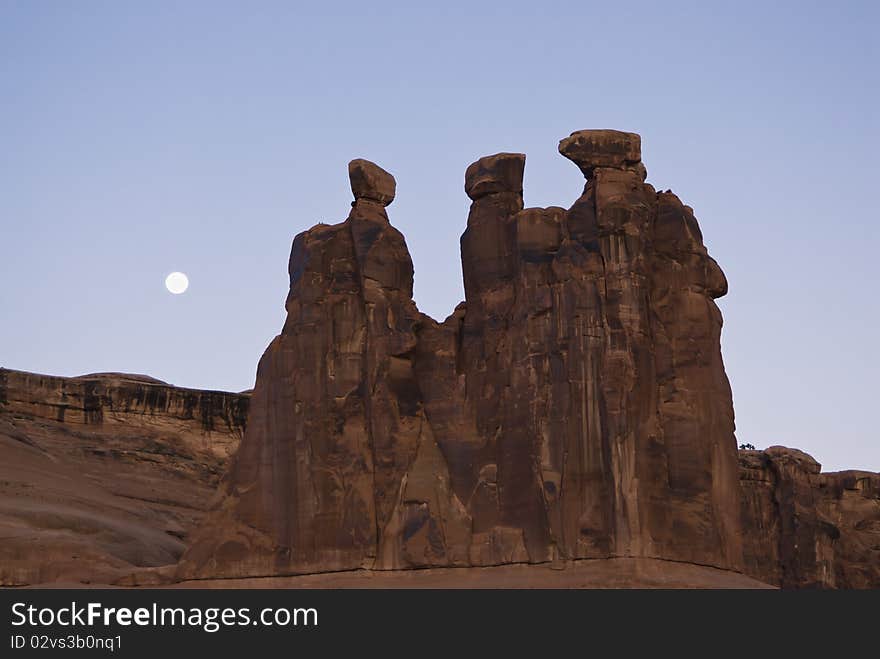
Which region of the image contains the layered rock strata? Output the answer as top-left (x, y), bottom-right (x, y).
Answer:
top-left (0, 368), bottom-right (248, 585)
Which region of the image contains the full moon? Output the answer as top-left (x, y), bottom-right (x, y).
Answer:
top-left (165, 271), bottom-right (189, 295)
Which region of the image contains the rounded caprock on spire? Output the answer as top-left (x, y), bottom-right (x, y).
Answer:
top-left (464, 152), bottom-right (526, 201)
top-left (349, 158), bottom-right (396, 206)
top-left (558, 129), bottom-right (642, 179)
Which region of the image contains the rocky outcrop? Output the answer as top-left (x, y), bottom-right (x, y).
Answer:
top-left (4, 132), bottom-right (876, 589)
top-left (0, 369), bottom-right (247, 453)
top-left (0, 368), bottom-right (248, 585)
top-left (179, 158), bottom-right (470, 577)
top-left (348, 158), bottom-right (396, 206)
top-left (740, 446), bottom-right (880, 588)
top-left (558, 129), bottom-right (643, 179)
top-left (179, 129), bottom-right (744, 580)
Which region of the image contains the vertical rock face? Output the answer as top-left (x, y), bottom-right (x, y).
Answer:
top-left (739, 447), bottom-right (880, 588)
top-left (416, 130), bottom-right (740, 569)
top-left (181, 160), bottom-right (471, 576)
top-left (0, 369), bottom-right (247, 451)
top-left (180, 131), bottom-right (743, 579)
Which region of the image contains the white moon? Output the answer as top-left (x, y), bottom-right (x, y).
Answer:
top-left (165, 271), bottom-right (189, 295)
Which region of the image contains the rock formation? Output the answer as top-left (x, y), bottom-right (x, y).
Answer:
top-left (0, 368), bottom-right (248, 585)
top-left (740, 446), bottom-right (880, 588)
top-left (178, 130), bottom-right (744, 579)
top-left (4, 365), bottom-right (874, 587)
top-left (2, 130), bottom-right (877, 588)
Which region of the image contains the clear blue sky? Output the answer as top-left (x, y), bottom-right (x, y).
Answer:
top-left (1, 1), bottom-right (877, 471)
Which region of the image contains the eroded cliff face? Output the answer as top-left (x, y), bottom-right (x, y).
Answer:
top-left (179, 129), bottom-right (744, 579)
top-left (2, 133), bottom-right (878, 587)
top-left (0, 368), bottom-right (248, 585)
top-left (740, 447), bottom-right (880, 588)
top-left (0, 369), bottom-right (247, 451)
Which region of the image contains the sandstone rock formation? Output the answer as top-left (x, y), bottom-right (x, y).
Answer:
top-left (740, 446), bottom-right (880, 588)
top-left (4, 365), bottom-right (874, 588)
top-left (558, 129), bottom-right (643, 178)
top-left (0, 368), bottom-right (248, 585)
top-left (3, 131), bottom-right (877, 589)
top-left (178, 129), bottom-right (744, 579)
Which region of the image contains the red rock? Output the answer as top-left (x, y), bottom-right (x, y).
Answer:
top-left (348, 158), bottom-right (396, 206)
top-left (171, 557), bottom-right (774, 589)
top-left (3, 133), bottom-right (877, 589)
top-left (5, 368), bottom-right (876, 588)
top-left (558, 129), bottom-right (641, 178)
top-left (464, 152), bottom-right (526, 200)
top-left (179, 159), bottom-right (473, 578)
top-left (0, 368), bottom-right (248, 586)
top-left (180, 133), bottom-right (744, 579)
top-left (739, 446), bottom-right (880, 588)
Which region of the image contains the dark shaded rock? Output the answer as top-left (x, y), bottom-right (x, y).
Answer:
top-left (180, 159), bottom-right (469, 578)
top-left (739, 446), bottom-right (880, 588)
top-left (348, 158), bottom-right (396, 206)
top-left (180, 132), bottom-right (745, 580)
top-left (2, 131), bottom-right (877, 588)
top-left (464, 152), bottom-right (526, 200)
top-left (559, 129), bottom-right (641, 178)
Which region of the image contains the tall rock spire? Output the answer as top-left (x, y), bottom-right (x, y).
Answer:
top-left (179, 133), bottom-right (743, 579)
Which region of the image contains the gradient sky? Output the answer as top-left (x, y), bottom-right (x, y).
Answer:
top-left (1, 1), bottom-right (877, 471)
